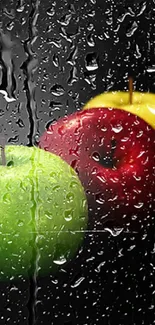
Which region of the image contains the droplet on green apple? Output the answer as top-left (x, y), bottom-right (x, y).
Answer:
top-left (0, 145), bottom-right (88, 280)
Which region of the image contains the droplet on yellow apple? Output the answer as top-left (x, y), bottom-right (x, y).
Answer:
top-left (83, 91), bottom-right (155, 129)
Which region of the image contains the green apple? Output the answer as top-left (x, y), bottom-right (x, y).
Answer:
top-left (0, 145), bottom-right (88, 280)
top-left (83, 91), bottom-right (155, 129)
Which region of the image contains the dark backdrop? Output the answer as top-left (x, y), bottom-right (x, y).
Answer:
top-left (0, 0), bottom-right (155, 324)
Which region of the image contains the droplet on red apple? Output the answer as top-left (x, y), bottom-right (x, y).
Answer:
top-left (39, 107), bottom-right (155, 231)
top-left (134, 202), bottom-right (144, 209)
top-left (92, 151), bottom-right (100, 162)
top-left (112, 125), bottom-right (123, 133)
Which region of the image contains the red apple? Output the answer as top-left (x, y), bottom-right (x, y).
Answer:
top-left (39, 108), bottom-right (155, 230)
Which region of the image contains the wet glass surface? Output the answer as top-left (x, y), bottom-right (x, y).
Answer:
top-left (0, 0), bottom-right (155, 324)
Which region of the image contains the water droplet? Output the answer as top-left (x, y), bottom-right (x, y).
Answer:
top-left (3, 193), bottom-right (11, 204)
top-left (3, 8), bottom-right (15, 19)
top-left (128, 245), bottom-right (136, 251)
top-left (147, 66), bottom-right (155, 73)
top-left (71, 276), bottom-right (85, 288)
top-left (112, 125), bottom-right (123, 133)
top-left (50, 172), bottom-right (57, 178)
top-left (95, 261), bottom-right (106, 273)
top-left (53, 256), bottom-right (67, 265)
top-left (67, 66), bottom-right (78, 85)
top-left (7, 21), bottom-right (15, 31)
top-left (117, 7), bottom-right (135, 23)
top-left (0, 90), bottom-right (16, 103)
top-left (134, 44), bottom-right (141, 59)
top-left (92, 151), bottom-right (100, 162)
top-left (131, 215), bottom-right (138, 221)
top-left (70, 181), bottom-right (78, 188)
top-left (66, 192), bottom-right (74, 203)
top-left (16, 3), bottom-right (25, 13)
top-left (85, 53), bottom-right (98, 71)
top-left (50, 84), bottom-right (65, 96)
top-left (104, 227), bottom-right (124, 236)
top-left (96, 174), bottom-right (106, 184)
top-left (16, 118), bottom-right (25, 128)
top-left (64, 209), bottom-right (73, 222)
top-left (95, 193), bottom-right (105, 205)
top-left (52, 54), bottom-right (60, 68)
top-left (87, 33), bottom-right (95, 47)
top-left (47, 7), bottom-right (55, 17)
top-left (137, 2), bottom-right (146, 16)
top-left (52, 185), bottom-right (60, 192)
top-left (126, 21), bottom-right (138, 37)
top-left (17, 220), bottom-right (24, 227)
top-left (134, 202), bottom-right (144, 209)
top-left (57, 13), bottom-right (72, 26)
top-left (133, 175), bottom-right (141, 181)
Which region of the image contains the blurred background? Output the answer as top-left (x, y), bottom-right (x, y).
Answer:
top-left (0, 0), bottom-right (155, 324)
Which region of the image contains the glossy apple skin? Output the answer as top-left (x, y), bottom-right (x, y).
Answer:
top-left (83, 91), bottom-right (155, 129)
top-left (39, 108), bottom-right (155, 230)
top-left (0, 145), bottom-right (88, 280)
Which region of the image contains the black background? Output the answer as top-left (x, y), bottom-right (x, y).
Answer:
top-left (0, 0), bottom-right (155, 324)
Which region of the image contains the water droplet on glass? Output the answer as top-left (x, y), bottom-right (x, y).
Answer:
top-left (92, 151), bottom-right (100, 162)
top-left (17, 220), bottom-right (24, 227)
top-left (118, 8), bottom-right (135, 23)
top-left (64, 209), bottom-right (73, 222)
top-left (50, 84), bottom-right (65, 96)
top-left (47, 7), bottom-right (55, 17)
top-left (104, 227), bottom-right (124, 237)
top-left (85, 53), bottom-right (98, 71)
top-left (87, 33), bottom-right (95, 47)
top-left (134, 202), bottom-right (144, 209)
top-left (57, 13), bottom-right (72, 26)
top-left (45, 212), bottom-right (53, 220)
top-left (128, 245), bottom-right (136, 251)
top-left (95, 261), bottom-right (106, 273)
top-left (126, 21), bottom-right (138, 37)
top-left (3, 193), bottom-right (11, 204)
top-left (52, 54), bottom-right (60, 68)
top-left (7, 21), bottom-right (15, 31)
top-left (66, 192), bottom-right (74, 203)
top-left (71, 276), bottom-right (85, 288)
top-left (112, 125), bottom-right (123, 133)
top-left (53, 256), bottom-right (67, 265)
top-left (147, 66), bottom-right (155, 73)
top-left (137, 2), bottom-right (146, 16)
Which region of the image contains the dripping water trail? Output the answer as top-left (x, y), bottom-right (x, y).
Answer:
top-left (21, 1), bottom-right (40, 325)
top-left (20, 0), bottom-right (39, 147)
top-left (26, 173), bottom-right (40, 325)
top-left (26, 184), bottom-right (38, 325)
top-left (0, 31), bottom-right (16, 101)
top-left (0, 136), bottom-right (6, 166)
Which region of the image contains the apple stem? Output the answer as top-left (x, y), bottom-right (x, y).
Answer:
top-left (0, 138), bottom-right (6, 166)
top-left (129, 77), bottom-right (133, 105)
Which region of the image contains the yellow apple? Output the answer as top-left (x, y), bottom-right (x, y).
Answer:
top-left (83, 91), bottom-right (155, 129)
